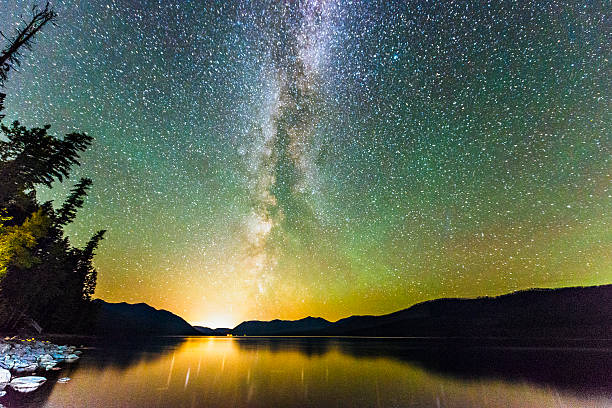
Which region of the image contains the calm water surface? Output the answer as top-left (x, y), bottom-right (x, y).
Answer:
top-left (3, 336), bottom-right (611, 407)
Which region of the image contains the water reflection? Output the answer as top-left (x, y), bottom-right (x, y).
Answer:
top-left (2, 337), bottom-right (611, 407)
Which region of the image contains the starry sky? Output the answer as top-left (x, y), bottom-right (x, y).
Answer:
top-left (1, 0), bottom-right (610, 327)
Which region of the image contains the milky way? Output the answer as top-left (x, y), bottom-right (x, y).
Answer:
top-left (1, 0), bottom-right (610, 326)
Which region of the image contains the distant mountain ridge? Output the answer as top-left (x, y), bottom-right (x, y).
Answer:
top-left (193, 326), bottom-right (232, 336)
top-left (233, 316), bottom-right (332, 336)
top-left (93, 299), bottom-right (199, 336)
top-left (228, 284), bottom-right (612, 338)
top-left (93, 284), bottom-right (612, 338)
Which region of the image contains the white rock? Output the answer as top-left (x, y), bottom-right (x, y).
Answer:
top-left (41, 362), bottom-right (57, 370)
top-left (39, 354), bottom-right (54, 362)
top-left (0, 369), bottom-right (9, 384)
top-left (9, 376), bottom-right (46, 393)
top-left (57, 377), bottom-right (70, 383)
top-left (64, 354), bottom-right (79, 362)
top-left (14, 363), bottom-right (37, 373)
top-left (0, 360), bottom-right (13, 370)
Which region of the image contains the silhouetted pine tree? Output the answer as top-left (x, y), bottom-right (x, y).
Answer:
top-left (0, 122), bottom-right (93, 216)
top-left (0, 2), bottom-right (106, 333)
top-left (0, 2), bottom-right (56, 85)
top-left (55, 177), bottom-right (93, 226)
top-left (0, 2), bottom-right (56, 117)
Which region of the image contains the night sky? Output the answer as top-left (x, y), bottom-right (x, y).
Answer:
top-left (1, 0), bottom-right (610, 327)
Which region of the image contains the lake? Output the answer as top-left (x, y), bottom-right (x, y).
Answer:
top-left (2, 336), bottom-right (611, 407)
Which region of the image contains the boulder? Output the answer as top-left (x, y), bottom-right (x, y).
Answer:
top-left (9, 376), bottom-right (46, 393)
top-left (14, 363), bottom-right (37, 373)
top-left (38, 354), bottom-right (54, 362)
top-left (64, 354), bottom-right (79, 363)
top-left (0, 369), bottom-right (9, 384)
top-left (40, 361), bottom-right (57, 370)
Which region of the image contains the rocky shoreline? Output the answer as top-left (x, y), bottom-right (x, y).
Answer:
top-left (0, 337), bottom-right (80, 395)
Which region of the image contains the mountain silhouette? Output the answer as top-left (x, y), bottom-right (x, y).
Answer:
top-left (93, 299), bottom-right (199, 336)
top-left (92, 284), bottom-right (611, 338)
top-left (230, 284), bottom-right (612, 338)
top-left (193, 326), bottom-right (232, 336)
top-left (233, 316), bottom-right (332, 336)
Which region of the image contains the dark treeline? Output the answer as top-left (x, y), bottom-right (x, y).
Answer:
top-left (0, 2), bottom-right (106, 333)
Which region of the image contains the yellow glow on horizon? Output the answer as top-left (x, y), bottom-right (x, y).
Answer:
top-left (194, 314), bottom-right (237, 329)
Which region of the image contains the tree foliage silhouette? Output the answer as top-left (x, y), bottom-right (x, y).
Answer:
top-left (0, 122), bottom-right (93, 205)
top-left (0, 2), bottom-right (56, 85)
top-left (0, 2), bottom-right (106, 333)
top-left (0, 2), bottom-right (56, 118)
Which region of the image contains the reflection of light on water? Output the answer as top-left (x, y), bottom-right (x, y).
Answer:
top-left (37, 338), bottom-right (612, 408)
top-left (184, 367), bottom-right (190, 389)
top-left (165, 353), bottom-right (175, 389)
